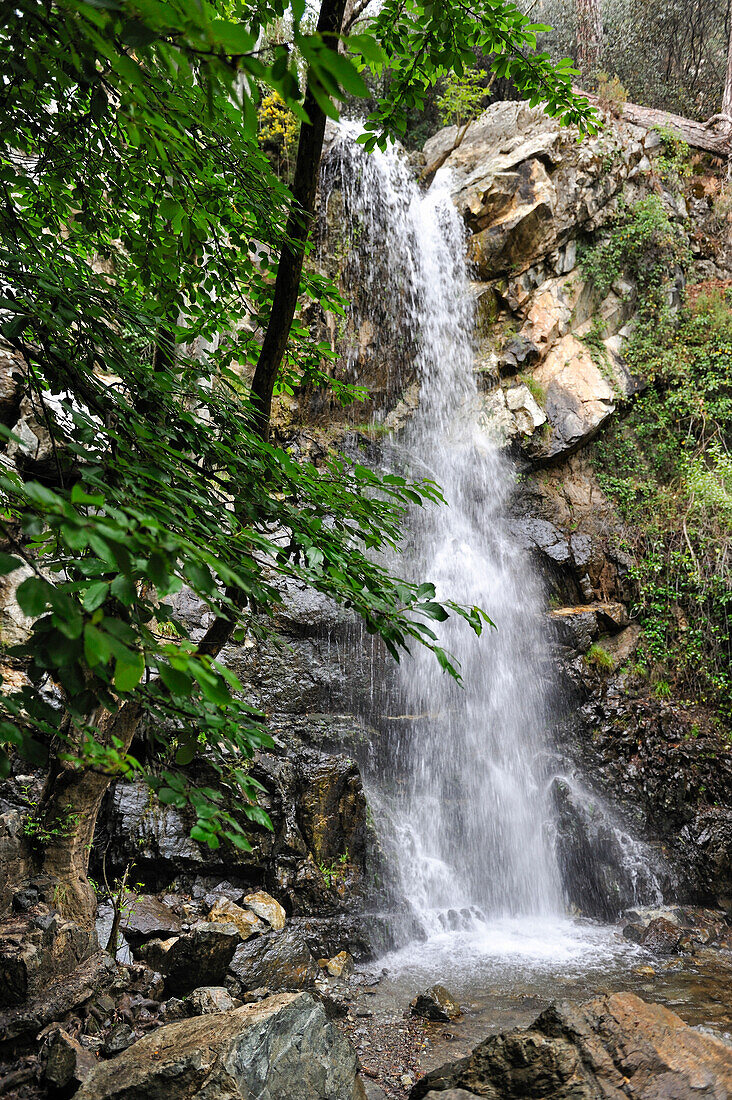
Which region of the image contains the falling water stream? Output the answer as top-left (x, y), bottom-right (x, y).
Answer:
top-left (319, 129), bottom-right (731, 1043)
top-left (327, 123), bottom-right (561, 931)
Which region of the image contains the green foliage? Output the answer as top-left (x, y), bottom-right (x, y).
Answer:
top-left (592, 288), bottom-right (732, 712)
top-left (0, 0), bottom-right (596, 856)
top-left (437, 70), bottom-right (487, 128)
top-left (581, 196), bottom-right (690, 306)
top-left (652, 125), bottom-right (692, 186)
top-left (355, 0), bottom-right (598, 151)
top-left (585, 643), bottom-right (613, 670)
top-left (319, 850), bottom-right (349, 889)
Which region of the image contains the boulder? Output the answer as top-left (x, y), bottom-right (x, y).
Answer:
top-left (410, 992), bottom-right (732, 1099)
top-left (136, 921), bottom-right (241, 997)
top-left (530, 334), bottom-right (638, 457)
top-left (410, 985), bottom-right (461, 1022)
top-left (119, 894), bottom-right (182, 946)
top-left (640, 916), bottom-right (683, 955)
top-left (186, 985), bottom-right (236, 1014)
top-left (207, 897), bottom-right (266, 939)
top-left (243, 890), bottom-right (287, 931)
top-left (229, 927), bottom-right (320, 992)
top-left (75, 992), bottom-right (367, 1100)
top-left (326, 950), bottom-right (354, 978)
top-left (43, 1028), bottom-right (98, 1090)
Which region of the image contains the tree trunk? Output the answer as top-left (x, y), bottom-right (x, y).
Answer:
top-left (722, 14), bottom-right (732, 130)
top-left (249, 0), bottom-right (349, 439)
top-left (38, 703), bottom-right (142, 928)
top-left (575, 0), bottom-right (602, 76)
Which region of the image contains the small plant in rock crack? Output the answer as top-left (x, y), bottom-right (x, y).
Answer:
top-left (20, 785), bottom-right (81, 849)
top-left (585, 643), bottom-right (614, 671)
top-left (319, 850), bottom-right (349, 889)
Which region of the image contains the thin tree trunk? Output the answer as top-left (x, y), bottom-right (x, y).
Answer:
top-left (722, 14), bottom-right (732, 128)
top-left (249, 0), bottom-right (349, 439)
top-left (575, 0), bottom-right (602, 76)
top-left (38, 703), bottom-right (142, 928)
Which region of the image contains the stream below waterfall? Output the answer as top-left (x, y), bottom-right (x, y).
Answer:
top-left (321, 125), bottom-right (732, 1072)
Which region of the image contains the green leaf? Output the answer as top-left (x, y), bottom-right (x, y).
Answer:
top-left (114, 651), bottom-right (145, 692)
top-left (83, 581), bottom-right (109, 611)
top-left (0, 553), bottom-right (21, 576)
top-left (16, 576), bottom-right (50, 616)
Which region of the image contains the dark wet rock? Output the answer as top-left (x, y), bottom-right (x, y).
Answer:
top-left (411, 991), bottom-right (732, 1099)
top-left (551, 777), bottom-right (663, 921)
top-left (410, 985), bottom-right (461, 1022)
top-left (639, 916), bottom-right (684, 955)
top-left (554, 694), bottom-right (732, 906)
top-left (43, 1027), bottom-right (98, 1089)
top-left (0, 905), bottom-right (97, 1007)
top-left (75, 992), bottom-right (366, 1100)
top-left (119, 894), bottom-right (182, 946)
top-left (0, 949), bottom-right (117, 1042)
top-left (136, 921), bottom-right (240, 998)
top-left (229, 927), bottom-right (320, 993)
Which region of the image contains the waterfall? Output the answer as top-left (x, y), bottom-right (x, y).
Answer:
top-left (324, 124), bottom-right (563, 936)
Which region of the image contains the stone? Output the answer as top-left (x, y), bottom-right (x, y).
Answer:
top-left (243, 890), bottom-right (287, 931)
top-left (229, 927), bottom-right (320, 992)
top-left (410, 984), bottom-right (462, 1022)
top-left (43, 1028), bottom-right (98, 1089)
top-left (410, 992), bottom-right (732, 1099)
top-left (103, 1022), bottom-right (136, 1055)
top-left (136, 921), bottom-right (241, 997)
top-left (504, 383), bottom-right (546, 434)
top-left (75, 992), bottom-right (366, 1100)
top-left (640, 916), bottom-right (683, 955)
top-left (0, 906), bottom-right (97, 1007)
top-left (119, 894), bottom-right (182, 946)
top-left (530, 334), bottom-right (637, 457)
top-left (326, 950), bottom-right (354, 978)
top-left (186, 985), bottom-right (236, 1014)
top-left (207, 897), bottom-right (265, 940)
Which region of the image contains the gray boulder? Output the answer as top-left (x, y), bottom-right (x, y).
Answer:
top-left (229, 927), bottom-right (320, 992)
top-left (75, 991), bottom-right (367, 1100)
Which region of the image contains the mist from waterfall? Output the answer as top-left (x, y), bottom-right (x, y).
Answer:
top-left (324, 123), bottom-right (563, 933)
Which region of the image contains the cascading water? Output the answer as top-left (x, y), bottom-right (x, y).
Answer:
top-left (324, 124), bottom-right (562, 934)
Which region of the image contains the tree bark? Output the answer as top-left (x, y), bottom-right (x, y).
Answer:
top-left (575, 0), bottom-right (602, 76)
top-left (38, 703), bottom-right (142, 928)
top-left (580, 91), bottom-right (732, 156)
top-left (249, 0), bottom-right (349, 439)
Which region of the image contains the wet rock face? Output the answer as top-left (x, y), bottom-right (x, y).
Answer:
top-left (411, 991), bottom-right (732, 1099)
top-left (551, 778), bottom-right (663, 921)
top-left (555, 694), bottom-right (732, 906)
top-left (136, 921), bottom-right (241, 998)
top-left (229, 927), bottom-right (321, 992)
top-left (74, 992), bottom-right (366, 1100)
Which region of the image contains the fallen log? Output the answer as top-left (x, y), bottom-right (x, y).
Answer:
top-left (581, 91), bottom-right (732, 156)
